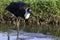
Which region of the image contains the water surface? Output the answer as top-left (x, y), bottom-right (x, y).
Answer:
top-left (0, 30), bottom-right (59, 40)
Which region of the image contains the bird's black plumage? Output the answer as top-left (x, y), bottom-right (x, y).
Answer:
top-left (5, 2), bottom-right (32, 19)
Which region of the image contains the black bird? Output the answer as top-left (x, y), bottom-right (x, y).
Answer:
top-left (5, 1), bottom-right (33, 20)
top-left (5, 2), bottom-right (34, 40)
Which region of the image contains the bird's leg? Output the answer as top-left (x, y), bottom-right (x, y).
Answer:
top-left (22, 19), bottom-right (25, 31)
top-left (8, 31), bottom-right (10, 40)
top-left (16, 17), bottom-right (20, 40)
top-left (7, 27), bottom-right (10, 40)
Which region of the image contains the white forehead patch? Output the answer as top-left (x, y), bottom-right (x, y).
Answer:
top-left (29, 9), bottom-right (31, 12)
top-left (24, 8), bottom-right (30, 19)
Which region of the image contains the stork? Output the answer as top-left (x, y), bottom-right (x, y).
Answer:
top-left (5, 1), bottom-right (34, 40)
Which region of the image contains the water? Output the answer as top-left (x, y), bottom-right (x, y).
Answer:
top-left (0, 30), bottom-right (59, 40)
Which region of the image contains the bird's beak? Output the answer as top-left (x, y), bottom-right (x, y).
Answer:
top-left (30, 12), bottom-right (35, 17)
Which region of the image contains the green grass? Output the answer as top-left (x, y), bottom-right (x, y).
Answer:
top-left (0, 0), bottom-right (60, 36)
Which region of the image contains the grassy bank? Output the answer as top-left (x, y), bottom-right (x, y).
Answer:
top-left (0, 0), bottom-right (60, 36)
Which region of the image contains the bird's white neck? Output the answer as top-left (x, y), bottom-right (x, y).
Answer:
top-left (24, 8), bottom-right (30, 19)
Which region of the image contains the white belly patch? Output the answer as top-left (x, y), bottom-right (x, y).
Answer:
top-left (24, 13), bottom-right (30, 19)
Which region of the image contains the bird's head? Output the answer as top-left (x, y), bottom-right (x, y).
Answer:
top-left (24, 7), bottom-right (34, 19)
